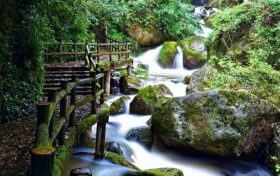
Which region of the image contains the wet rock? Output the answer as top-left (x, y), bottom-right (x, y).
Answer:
top-left (126, 126), bottom-right (154, 148)
top-left (152, 89), bottom-right (280, 157)
top-left (127, 25), bottom-right (165, 47)
top-left (179, 36), bottom-right (207, 69)
top-left (70, 168), bottom-right (92, 176)
top-left (194, 6), bottom-right (208, 19)
top-left (137, 63), bottom-right (149, 71)
top-left (110, 77), bottom-right (119, 94)
top-left (159, 41), bottom-right (178, 68)
top-left (124, 168), bottom-right (184, 176)
top-left (183, 75), bottom-right (191, 85)
top-left (105, 151), bottom-right (139, 170)
top-left (105, 141), bottom-right (124, 155)
top-left (186, 66), bottom-right (212, 94)
top-left (171, 79), bottom-right (180, 84)
top-left (130, 84), bottom-right (172, 115)
top-left (110, 96), bottom-right (129, 115)
top-left (120, 76), bottom-right (143, 95)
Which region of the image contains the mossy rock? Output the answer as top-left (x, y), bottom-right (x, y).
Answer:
top-left (120, 76), bottom-right (143, 95)
top-left (127, 25), bottom-right (165, 47)
top-left (130, 84), bottom-right (172, 115)
top-left (183, 75), bottom-right (191, 85)
top-left (124, 168), bottom-right (184, 176)
top-left (159, 42), bottom-right (178, 68)
top-left (179, 36), bottom-right (207, 69)
top-left (152, 89), bottom-right (280, 157)
top-left (126, 126), bottom-right (154, 148)
top-left (186, 66), bottom-right (212, 94)
top-left (104, 151), bottom-right (139, 170)
top-left (110, 96), bottom-right (129, 115)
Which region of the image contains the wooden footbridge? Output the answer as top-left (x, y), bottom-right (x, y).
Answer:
top-left (30, 38), bottom-right (133, 176)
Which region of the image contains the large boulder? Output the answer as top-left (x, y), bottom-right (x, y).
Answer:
top-left (127, 25), bottom-right (165, 47)
top-left (124, 168), bottom-right (184, 176)
top-left (105, 141), bottom-right (124, 156)
top-left (126, 126), bottom-right (154, 148)
top-left (110, 96), bottom-right (129, 115)
top-left (180, 36), bottom-right (207, 69)
top-left (159, 41), bottom-right (178, 68)
top-left (130, 84), bottom-right (172, 115)
top-left (152, 89), bottom-right (280, 157)
top-left (120, 76), bottom-right (143, 95)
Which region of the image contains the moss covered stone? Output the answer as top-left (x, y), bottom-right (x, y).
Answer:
top-left (104, 151), bottom-right (139, 170)
top-left (159, 41), bottom-right (178, 68)
top-left (130, 84), bottom-right (172, 115)
top-left (152, 89), bottom-right (280, 157)
top-left (110, 96), bottom-right (129, 115)
top-left (180, 36), bottom-right (207, 69)
top-left (124, 168), bottom-right (184, 176)
top-left (127, 25), bottom-right (165, 47)
top-left (120, 75), bottom-right (143, 95)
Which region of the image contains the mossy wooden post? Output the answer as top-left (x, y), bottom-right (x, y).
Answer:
top-left (100, 68), bottom-right (105, 104)
top-left (126, 43), bottom-right (129, 59)
top-left (95, 110), bottom-right (109, 159)
top-left (97, 44), bottom-right (100, 62)
top-left (35, 103), bottom-right (51, 147)
top-left (69, 75), bottom-right (77, 127)
top-left (117, 46), bottom-right (120, 60)
top-left (31, 146), bottom-right (56, 176)
top-left (127, 65), bottom-right (131, 76)
top-left (90, 71), bottom-right (97, 114)
top-left (109, 44), bottom-right (112, 62)
top-left (104, 69), bottom-right (111, 97)
top-left (48, 90), bottom-right (56, 139)
top-left (57, 81), bottom-right (67, 145)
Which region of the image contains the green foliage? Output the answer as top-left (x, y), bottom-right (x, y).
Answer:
top-left (123, 0), bottom-right (201, 40)
top-left (132, 67), bottom-right (149, 80)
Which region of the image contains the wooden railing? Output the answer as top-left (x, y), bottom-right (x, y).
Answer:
top-left (44, 38), bottom-right (131, 64)
top-left (30, 69), bottom-right (107, 176)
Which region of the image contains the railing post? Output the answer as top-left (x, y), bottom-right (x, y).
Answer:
top-left (127, 65), bottom-right (132, 76)
top-left (104, 69), bottom-right (111, 98)
top-left (97, 44), bottom-right (100, 62)
top-left (31, 146), bottom-right (56, 176)
top-left (126, 43), bottom-right (129, 59)
top-left (100, 68), bottom-right (105, 104)
top-left (57, 81), bottom-right (67, 145)
top-left (109, 44), bottom-right (112, 62)
top-left (74, 43), bottom-right (78, 60)
top-left (117, 47), bottom-right (120, 61)
top-left (59, 41), bottom-right (63, 61)
top-left (31, 103), bottom-right (55, 176)
top-left (95, 110), bottom-right (109, 160)
top-left (48, 90), bottom-right (56, 139)
top-left (69, 76), bottom-right (77, 127)
top-left (90, 71), bottom-right (97, 114)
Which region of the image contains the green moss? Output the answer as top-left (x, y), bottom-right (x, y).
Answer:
top-left (179, 36), bottom-right (206, 69)
top-left (53, 114), bottom-right (97, 176)
top-left (126, 168), bottom-right (184, 176)
top-left (159, 41), bottom-right (178, 68)
top-left (35, 123), bottom-right (50, 147)
top-left (110, 96), bottom-right (128, 115)
top-left (210, 0), bottom-right (239, 9)
top-left (104, 151), bottom-right (139, 170)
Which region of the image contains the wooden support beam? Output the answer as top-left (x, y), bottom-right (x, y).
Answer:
top-left (95, 110), bottom-right (109, 160)
top-left (104, 69), bottom-right (111, 97)
top-left (48, 90), bottom-right (56, 139)
top-left (57, 81), bottom-right (67, 146)
top-left (90, 72), bottom-right (97, 114)
top-left (69, 76), bottom-right (77, 127)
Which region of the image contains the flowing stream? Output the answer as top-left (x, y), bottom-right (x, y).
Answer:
top-left (62, 46), bottom-right (272, 176)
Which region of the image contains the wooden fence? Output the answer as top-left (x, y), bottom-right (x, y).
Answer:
top-left (30, 69), bottom-right (108, 176)
top-left (44, 38), bottom-right (131, 64)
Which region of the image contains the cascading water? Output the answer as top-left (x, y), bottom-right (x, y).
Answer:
top-left (172, 46), bottom-right (184, 69)
top-left (61, 6), bottom-right (271, 176)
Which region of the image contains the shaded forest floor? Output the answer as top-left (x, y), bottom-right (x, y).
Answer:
top-left (0, 112), bottom-right (36, 176)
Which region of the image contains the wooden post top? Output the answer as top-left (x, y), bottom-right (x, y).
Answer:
top-left (32, 146), bottom-right (56, 155)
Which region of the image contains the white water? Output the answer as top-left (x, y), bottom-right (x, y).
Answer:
top-left (172, 46), bottom-right (184, 69)
top-left (62, 8), bottom-right (271, 176)
top-left (134, 46), bottom-right (195, 78)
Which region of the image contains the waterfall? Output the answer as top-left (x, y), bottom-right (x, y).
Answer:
top-left (172, 46), bottom-right (184, 69)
